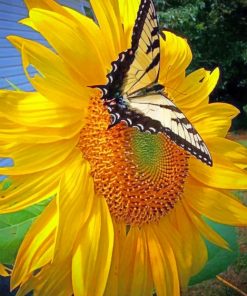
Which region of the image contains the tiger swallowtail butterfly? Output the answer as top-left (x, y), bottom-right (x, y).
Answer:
top-left (92, 0), bottom-right (213, 166)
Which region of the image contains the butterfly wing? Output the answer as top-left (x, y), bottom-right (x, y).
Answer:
top-left (97, 0), bottom-right (159, 100)
top-left (122, 0), bottom-right (160, 95)
top-left (126, 94), bottom-right (212, 166)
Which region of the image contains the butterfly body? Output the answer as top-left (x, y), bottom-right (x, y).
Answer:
top-left (93, 0), bottom-right (213, 166)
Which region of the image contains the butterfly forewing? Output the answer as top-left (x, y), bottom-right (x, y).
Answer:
top-left (123, 0), bottom-right (160, 95)
top-left (97, 0), bottom-right (159, 100)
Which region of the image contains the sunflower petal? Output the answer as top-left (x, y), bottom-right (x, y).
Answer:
top-left (8, 35), bottom-right (91, 110)
top-left (0, 90), bottom-right (83, 129)
top-left (190, 103), bottom-right (239, 138)
top-left (182, 201), bottom-right (229, 249)
top-left (118, 0), bottom-right (139, 42)
top-left (54, 156), bottom-right (95, 260)
top-left (91, 0), bottom-right (126, 61)
top-left (24, 0), bottom-right (73, 16)
top-left (169, 204), bottom-right (208, 278)
top-left (0, 115), bottom-right (82, 144)
top-left (72, 197), bottom-right (114, 296)
top-left (0, 151), bottom-right (77, 212)
top-left (159, 31), bottom-right (192, 91)
top-left (11, 199), bottom-right (57, 290)
top-left (117, 227), bottom-right (153, 296)
top-left (159, 218), bottom-right (191, 287)
top-left (185, 178), bottom-right (247, 225)
top-left (28, 8), bottom-right (106, 85)
top-left (104, 222), bottom-right (126, 296)
top-left (146, 224), bottom-right (180, 296)
top-left (207, 137), bottom-right (247, 169)
top-left (15, 153), bottom-right (95, 295)
top-left (15, 262), bottom-right (73, 296)
top-left (174, 68), bottom-right (219, 110)
top-left (189, 156), bottom-right (247, 189)
top-left (62, 7), bottom-right (111, 74)
top-left (0, 264), bottom-right (11, 276)
top-left (0, 166), bottom-right (58, 213)
top-left (0, 136), bottom-right (79, 175)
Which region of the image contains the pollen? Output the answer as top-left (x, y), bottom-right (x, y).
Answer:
top-left (78, 95), bottom-right (189, 225)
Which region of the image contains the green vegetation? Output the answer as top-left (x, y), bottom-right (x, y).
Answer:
top-left (155, 0), bottom-right (247, 130)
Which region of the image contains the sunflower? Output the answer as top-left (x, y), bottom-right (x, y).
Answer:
top-left (0, 0), bottom-right (247, 295)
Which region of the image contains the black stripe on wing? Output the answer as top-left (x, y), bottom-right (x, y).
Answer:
top-left (131, 0), bottom-right (155, 51)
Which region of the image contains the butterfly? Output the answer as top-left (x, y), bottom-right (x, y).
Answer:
top-left (93, 0), bottom-right (213, 166)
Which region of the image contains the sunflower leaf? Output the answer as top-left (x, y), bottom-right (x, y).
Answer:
top-left (189, 218), bottom-right (239, 285)
top-left (0, 200), bottom-right (50, 265)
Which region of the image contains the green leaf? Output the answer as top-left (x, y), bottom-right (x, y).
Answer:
top-left (189, 218), bottom-right (239, 285)
top-left (0, 199), bottom-right (51, 265)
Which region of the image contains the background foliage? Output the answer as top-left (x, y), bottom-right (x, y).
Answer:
top-left (155, 0), bottom-right (247, 130)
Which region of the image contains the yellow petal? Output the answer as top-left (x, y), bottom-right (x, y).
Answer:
top-left (173, 68), bottom-right (219, 110)
top-left (0, 151), bottom-right (73, 213)
top-left (159, 218), bottom-right (191, 287)
top-left (54, 156), bottom-right (95, 260)
top-left (189, 155), bottom-right (247, 189)
top-left (23, 0), bottom-right (79, 24)
top-left (72, 197), bottom-right (114, 296)
top-left (168, 203), bottom-right (208, 277)
top-left (0, 264), bottom-right (11, 276)
top-left (0, 169), bottom-right (57, 213)
top-left (159, 31), bottom-right (192, 92)
top-left (15, 153), bottom-right (95, 295)
top-left (117, 227), bottom-right (153, 296)
top-left (15, 262), bottom-right (73, 296)
top-left (8, 35), bottom-right (91, 110)
top-left (0, 90), bottom-right (83, 129)
top-left (11, 199), bottom-right (57, 290)
top-left (104, 222), bottom-right (126, 296)
top-left (0, 136), bottom-right (79, 175)
top-left (22, 1), bottom-right (110, 73)
top-left (28, 8), bottom-right (106, 85)
top-left (24, 0), bottom-right (68, 13)
top-left (190, 103), bottom-right (239, 138)
top-left (146, 224), bottom-right (180, 296)
top-left (63, 7), bottom-right (112, 72)
top-left (182, 200), bottom-right (229, 249)
top-left (0, 115), bottom-right (83, 144)
top-left (91, 0), bottom-right (127, 61)
top-left (207, 137), bottom-right (247, 169)
top-left (118, 0), bottom-right (140, 43)
top-left (185, 177), bottom-right (247, 225)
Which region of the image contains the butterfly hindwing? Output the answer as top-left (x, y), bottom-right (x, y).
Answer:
top-left (128, 94), bottom-right (212, 166)
top-left (108, 95), bottom-right (212, 166)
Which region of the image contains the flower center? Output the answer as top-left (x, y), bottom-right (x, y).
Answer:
top-left (78, 96), bottom-right (189, 225)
